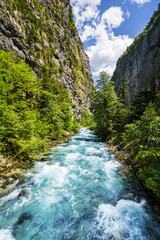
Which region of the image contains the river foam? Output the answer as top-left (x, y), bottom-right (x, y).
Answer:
top-left (0, 229), bottom-right (15, 240)
top-left (97, 199), bottom-right (152, 239)
top-left (34, 162), bottom-right (68, 187)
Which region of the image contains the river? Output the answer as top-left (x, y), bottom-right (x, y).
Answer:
top-left (0, 128), bottom-right (160, 240)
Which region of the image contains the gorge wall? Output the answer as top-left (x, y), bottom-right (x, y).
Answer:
top-left (111, 5), bottom-right (160, 100)
top-left (0, 0), bottom-right (93, 116)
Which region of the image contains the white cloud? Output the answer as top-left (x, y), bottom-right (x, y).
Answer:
top-left (102, 7), bottom-right (124, 29)
top-left (71, 0), bottom-right (101, 8)
top-left (71, 2), bottom-right (134, 77)
top-left (126, 10), bottom-right (130, 18)
top-left (80, 25), bottom-right (95, 42)
top-left (71, 0), bottom-right (101, 29)
top-left (131, 0), bottom-right (151, 4)
top-left (93, 65), bottom-right (114, 77)
top-left (86, 25), bottom-right (133, 76)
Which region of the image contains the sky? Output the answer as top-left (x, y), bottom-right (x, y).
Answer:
top-left (70, 0), bottom-right (159, 81)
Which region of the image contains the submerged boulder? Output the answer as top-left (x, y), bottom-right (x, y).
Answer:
top-left (18, 189), bottom-right (29, 198)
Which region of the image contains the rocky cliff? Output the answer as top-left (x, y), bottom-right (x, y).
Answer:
top-left (0, 0), bottom-right (93, 116)
top-left (111, 5), bottom-right (160, 99)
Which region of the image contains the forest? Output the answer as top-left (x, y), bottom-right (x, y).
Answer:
top-left (0, 50), bottom-right (79, 161)
top-left (91, 71), bottom-right (160, 200)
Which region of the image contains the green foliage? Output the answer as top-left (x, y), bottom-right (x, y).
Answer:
top-left (26, 27), bottom-right (42, 45)
top-left (92, 70), bottom-right (160, 199)
top-left (123, 103), bottom-right (159, 162)
top-left (69, 6), bottom-right (76, 33)
top-left (113, 102), bottom-right (131, 135)
top-left (92, 72), bottom-right (118, 140)
top-left (118, 76), bottom-right (130, 105)
top-left (80, 109), bottom-right (95, 128)
top-left (128, 90), bottom-right (156, 122)
top-left (96, 71), bottom-right (110, 89)
top-left (92, 71), bottom-right (131, 140)
top-left (139, 166), bottom-right (160, 198)
top-left (122, 103), bottom-right (160, 199)
top-left (0, 51), bottom-right (44, 159)
top-left (0, 51), bottom-right (79, 160)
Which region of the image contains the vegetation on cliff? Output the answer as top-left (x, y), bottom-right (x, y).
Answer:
top-left (118, 5), bottom-right (160, 65)
top-left (92, 71), bottom-right (160, 200)
top-left (112, 5), bottom-right (160, 99)
top-left (0, 0), bottom-right (93, 117)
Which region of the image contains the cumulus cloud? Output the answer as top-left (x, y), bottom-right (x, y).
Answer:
top-left (86, 25), bottom-right (133, 76)
top-left (71, 2), bottom-right (134, 77)
top-left (102, 7), bottom-right (124, 29)
top-left (131, 0), bottom-right (151, 4)
top-left (80, 25), bottom-right (95, 42)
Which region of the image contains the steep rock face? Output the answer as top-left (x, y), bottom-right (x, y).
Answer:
top-left (0, 0), bottom-right (93, 116)
top-left (111, 5), bottom-right (160, 99)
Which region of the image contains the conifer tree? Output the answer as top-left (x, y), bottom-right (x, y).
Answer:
top-left (118, 76), bottom-right (130, 105)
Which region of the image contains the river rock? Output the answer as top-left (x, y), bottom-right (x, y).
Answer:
top-left (18, 189), bottom-right (29, 198)
top-left (39, 155), bottom-right (48, 162)
top-left (16, 212), bottom-right (32, 225)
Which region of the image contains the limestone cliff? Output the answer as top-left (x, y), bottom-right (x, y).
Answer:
top-left (111, 5), bottom-right (160, 99)
top-left (0, 0), bottom-right (93, 116)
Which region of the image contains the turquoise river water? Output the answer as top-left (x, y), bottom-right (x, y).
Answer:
top-left (0, 128), bottom-right (160, 240)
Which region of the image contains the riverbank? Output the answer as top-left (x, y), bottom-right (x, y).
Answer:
top-left (0, 132), bottom-right (76, 198)
top-left (106, 140), bottom-right (160, 216)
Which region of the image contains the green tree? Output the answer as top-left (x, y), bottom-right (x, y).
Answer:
top-left (118, 76), bottom-right (130, 105)
top-left (80, 108), bottom-right (94, 128)
top-left (113, 102), bottom-right (131, 136)
top-left (92, 72), bottom-right (118, 140)
top-left (129, 90), bottom-right (155, 122)
top-left (95, 71), bottom-right (110, 89)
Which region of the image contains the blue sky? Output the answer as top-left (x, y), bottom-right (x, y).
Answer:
top-left (70, 0), bottom-right (159, 80)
